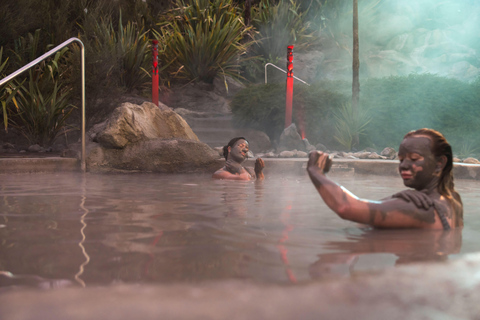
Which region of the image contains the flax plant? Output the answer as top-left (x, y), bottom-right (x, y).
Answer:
top-left (117, 17), bottom-right (150, 90)
top-left (242, 0), bottom-right (320, 82)
top-left (154, 0), bottom-right (252, 83)
top-left (333, 101), bottom-right (371, 151)
top-left (10, 77), bottom-right (75, 146)
top-left (251, 0), bottom-right (320, 61)
top-left (5, 31), bottom-right (76, 146)
top-left (0, 46), bottom-right (18, 131)
top-left (82, 14), bottom-right (150, 91)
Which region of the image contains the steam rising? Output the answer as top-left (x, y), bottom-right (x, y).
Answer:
top-left (313, 0), bottom-right (480, 82)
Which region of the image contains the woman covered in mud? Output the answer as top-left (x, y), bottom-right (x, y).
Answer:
top-left (307, 128), bottom-right (463, 229)
top-left (213, 137), bottom-right (265, 181)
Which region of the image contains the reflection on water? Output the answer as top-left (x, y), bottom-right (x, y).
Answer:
top-left (309, 228), bottom-right (462, 280)
top-left (0, 172), bottom-right (479, 288)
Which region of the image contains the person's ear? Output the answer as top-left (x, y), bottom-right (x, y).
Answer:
top-left (227, 146), bottom-right (232, 153)
top-left (436, 155), bottom-right (447, 173)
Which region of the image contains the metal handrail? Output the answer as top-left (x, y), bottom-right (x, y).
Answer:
top-left (0, 37), bottom-right (86, 172)
top-left (264, 63), bottom-right (310, 86)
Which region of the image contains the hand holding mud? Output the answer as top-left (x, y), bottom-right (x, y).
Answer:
top-left (307, 151), bottom-right (333, 174)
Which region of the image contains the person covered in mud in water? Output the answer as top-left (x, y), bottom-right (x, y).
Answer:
top-left (307, 128), bottom-right (463, 229)
top-left (213, 137), bottom-right (265, 181)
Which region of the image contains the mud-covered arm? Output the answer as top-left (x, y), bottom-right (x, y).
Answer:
top-left (307, 151), bottom-right (439, 228)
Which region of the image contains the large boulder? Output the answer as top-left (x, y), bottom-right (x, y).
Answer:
top-left (85, 101), bottom-right (220, 173)
top-left (87, 139), bottom-right (220, 173)
top-left (93, 101), bottom-right (198, 149)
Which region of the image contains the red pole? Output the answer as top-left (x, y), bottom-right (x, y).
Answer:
top-left (152, 40), bottom-right (159, 106)
top-left (285, 45), bottom-right (294, 128)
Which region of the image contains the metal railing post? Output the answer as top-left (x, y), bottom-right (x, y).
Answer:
top-left (0, 37), bottom-right (86, 172)
top-left (264, 63), bottom-right (310, 86)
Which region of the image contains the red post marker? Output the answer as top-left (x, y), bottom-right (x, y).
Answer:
top-left (152, 40), bottom-right (159, 106)
top-left (285, 45), bottom-right (294, 128)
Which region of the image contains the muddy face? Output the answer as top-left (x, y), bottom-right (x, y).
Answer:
top-left (398, 136), bottom-right (439, 191)
top-left (228, 139), bottom-right (249, 164)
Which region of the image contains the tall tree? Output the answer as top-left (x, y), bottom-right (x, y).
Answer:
top-left (352, 0), bottom-right (360, 147)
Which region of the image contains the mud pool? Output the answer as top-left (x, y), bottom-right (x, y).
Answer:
top-left (1, 171), bottom-right (479, 289)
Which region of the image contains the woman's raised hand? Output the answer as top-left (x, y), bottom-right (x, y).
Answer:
top-left (307, 151), bottom-right (333, 174)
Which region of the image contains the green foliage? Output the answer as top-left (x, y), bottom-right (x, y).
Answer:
top-left (0, 46), bottom-right (16, 131)
top-left (231, 83), bottom-right (286, 139)
top-left (9, 78), bottom-right (75, 146)
top-left (361, 74), bottom-right (480, 154)
top-left (80, 14), bottom-right (150, 91)
top-left (0, 0), bottom-right (164, 49)
top-left (154, 0), bottom-right (252, 83)
top-left (243, 0), bottom-right (321, 82)
top-left (72, 12), bottom-right (152, 124)
top-left (456, 138), bottom-right (480, 159)
top-left (333, 101), bottom-right (372, 151)
top-left (1, 30), bottom-right (75, 143)
top-left (117, 17), bottom-right (151, 90)
top-left (251, 0), bottom-right (320, 59)
top-left (6, 46), bottom-right (76, 146)
top-left (231, 82), bottom-right (348, 146)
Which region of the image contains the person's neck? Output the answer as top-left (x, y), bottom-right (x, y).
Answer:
top-left (418, 177), bottom-right (440, 197)
top-left (225, 158), bottom-right (244, 174)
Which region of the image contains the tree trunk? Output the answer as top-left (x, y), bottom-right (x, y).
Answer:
top-left (352, 0), bottom-right (359, 112)
top-left (352, 0), bottom-right (360, 148)
top-left (244, 0), bottom-right (251, 26)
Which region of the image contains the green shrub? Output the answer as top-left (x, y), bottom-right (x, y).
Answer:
top-left (9, 77), bottom-right (75, 146)
top-left (0, 29), bottom-right (76, 146)
top-left (0, 46), bottom-right (16, 131)
top-left (243, 0), bottom-right (321, 82)
top-left (79, 14), bottom-right (150, 92)
top-left (361, 74), bottom-right (480, 154)
top-left (154, 0), bottom-right (252, 84)
top-left (231, 82), bottom-right (348, 147)
top-left (333, 101), bottom-right (372, 151)
top-left (7, 46), bottom-right (76, 146)
top-left (71, 12), bottom-right (151, 124)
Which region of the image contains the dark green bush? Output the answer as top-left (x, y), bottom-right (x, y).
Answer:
top-left (154, 0), bottom-right (252, 84)
top-left (231, 82), bottom-right (348, 147)
top-left (361, 74), bottom-right (480, 155)
top-left (242, 0), bottom-right (321, 82)
top-left (232, 75), bottom-right (480, 155)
